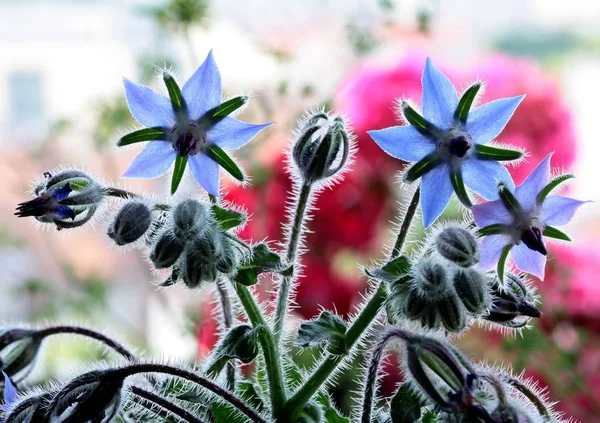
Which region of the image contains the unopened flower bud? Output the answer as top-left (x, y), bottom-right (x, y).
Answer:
top-left (5, 392), bottom-right (54, 423)
top-left (0, 329), bottom-right (42, 383)
top-left (15, 169), bottom-right (104, 230)
top-left (173, 199), bottom-right (208, 241)
top-left (413, 257), bottom-right (452, 298)
top-left (435, 225), bottom-right (479, 267)
top-left (292, 112), bottom-right (351, 184)
top-left (181, 232), bottom-right (223, 287)
top-left (484, 273), bottom-right (541, 329)
top-left (215, 239), bottom-right (238, 274)
top-left (107, 202), bottom-right (152, 246)
top-left (150, 230), bottom-right (185, 269)
top-left (437, 293), bottom-right (467, 332)
top-left (453, 268), bottom-right (490, 314)
top-left (48, 370), bottom-right (124, 423)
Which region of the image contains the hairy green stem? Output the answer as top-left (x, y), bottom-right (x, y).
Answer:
top-left (233, 282), bottom-right (287, 418)
top-left (273, 182), bottom-right (312, 343)
top-left (283, 186), bottom-right (421, 420)
top-left (104, 187), bottom-right (140, 200)
top-left (130, 385), bottom-right (206, 423)
top-left (216, 278), bottom-right (236, 390)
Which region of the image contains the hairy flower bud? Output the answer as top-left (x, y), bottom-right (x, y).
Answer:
top-left (150, 230), bottom-right (185, 269)
top-left (0, 329), bottom-right (42, 383)
top-left (435, 225), bottom-right (479, 267)
top-left (453, 268), bottom-right (490, 314)
top-left (107, 202), bottom-right (152, 246)
top-left (292, 112), bottom-right (351, 184)
top-left (437, 293), bottom-right (467, 332)
top-left (413, 257), bottom-right (452, 298)
top-left (47, 370), bottom-right (124, 423)
top-left (173, 199), bottom-right (208, 241)
top-left (15, 170), bottom-right (104, 230)
top-left (181, 231), bottom-right (223, 287)
top-left (484, 273), bottom-right (541, 329)
top-left (5, 392), bottom-right (54, 423)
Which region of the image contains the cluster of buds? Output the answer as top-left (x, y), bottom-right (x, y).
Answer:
top-left (15, 170), bottom-right (106, 230)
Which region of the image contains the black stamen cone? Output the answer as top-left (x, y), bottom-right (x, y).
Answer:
top-left (521, 227), bottom-right (547, 255)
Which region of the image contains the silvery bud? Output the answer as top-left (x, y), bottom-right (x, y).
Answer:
top-left (292, 112), bottom-right (351, 184)
top-left (5, 392), bottom-right (54, 423)
top-left (47, 370), bottom-right (124, 423)
top-left (453, 268), bottom-right (490, 314)
top-left (0, 329), bottom-right (42, 383)
top-left (437, 293), bottom-right (467, 332)
top-left (215, 238), bottom-right (238, 274)
top-left (181, 232), bottom-right (222, 288)
top-left (173, 199), bottom-right (208, 241)
top-left (150, 229), bottom-right (185, 269)
top-left (435, 225), bottom-right (479, 268)
top-left (15, 169), bottom-right (104, 230)
top-left (107, 202), bottom-right (152, 246)
top-left (413, 257), bottom-right (452, 298)
top-left (484, 273), bottom-right (541, 329)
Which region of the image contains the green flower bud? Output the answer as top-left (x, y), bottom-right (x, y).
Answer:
top-left (453, 268), bottom-right (490, 314)
top-left (107, 201), bottom-right (152, 246)
top-left (150, 230), bottom-right (185, 269)
top-left (435, 225), bottom-right (479, 267)
top-left (173, 199), bottom-right (208, 241)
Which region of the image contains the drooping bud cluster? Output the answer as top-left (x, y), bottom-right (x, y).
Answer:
top-left (388, 224), bottom-right (490, 333)
top-left (149, 199), bottom-right (241, 288)
top-left (292, 111), bottom-right (352, 184)
top-left (15, 170), bottom-right (105, 230)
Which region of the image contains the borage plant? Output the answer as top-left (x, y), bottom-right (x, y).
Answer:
top-left (6, 51), bottom-right (588, 422)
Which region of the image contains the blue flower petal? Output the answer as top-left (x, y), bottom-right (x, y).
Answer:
top-left (3, 371), bottom-right (17, 406)
top-left (122, 141), bottom-right (176, 178)
top-left (478, 235), bottom-right (512, 270)
top-left (421, 58), bottom-right (459, 129)
top-left (466, 95), bottom-right (524, 144)
top-left (183, 50), bottom-right (222, 120)
top-left (123, 78), bottom-right (175, 128)
top-left (367, 125), bottom-right (435, 162)
top-left (515, 153), bottom-right (552, 212)
top-left (54, 205), bottom-right (76, 220)
top-left (472, 199), bottom-right (512, 227)
top-left (541, 196), bottom-right (589, 226)
top-left (420, 163), bottom-right (453, 228)
top-left (463, 159), bottom-right (515, 200)
top-left (189, 154), bottom-right (220, 196)
top-left (511, 242), bottom-right (546, 279)
top-left (52, 183), bottom-right (73, 201)
top-left (208, 118), bottom-right (273, 150)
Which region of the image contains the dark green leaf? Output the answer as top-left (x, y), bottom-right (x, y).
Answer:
top-left (207, 324), bottom-right (260, 376)
top-left (207, 145), bottom-right (244, 182)
top-left (210, 204), bottom-right (247, 230)
top-left (171, 155), bottom-right (187, 195)
top-left (497, 244), bottom-right (513, 284)
top-left (365, 256), bottom-right (411, 282)
top-left (317, 393), bottom-right (350, 423)
top-left (210, 402), bottom-right (248, 423)
top-left (163, 74), bottom-right (185, 112)
top-left (450, 168), bottom-right (472, 207)
top-left (404, 153), bottom-right (442, 183)
top-left (454, 83), bottom-right (481, 125)
top-left (498, 182), bottom-right (521, 215)
top-left (390, 383), bottom-right (425, 423)
top-left (297, 311), bottom-right (347, 354)
top-left (233, 243), bottom-right (283, 286)
top-left (537, 174), bottom-right (574, 204)
top-left (475, 144), bottom-right (523, 161)
top-left (401, 102), bottom-right (437, 137)
top-left (237, 381), bottom-right (264, 412)
top-left (212, 95), bottom-right (249, 118)
top-left (477, 224), bottom-right (510, 237)
top-left (117, 128), bottom-right (165, 146)
top-left (543, 225), bottom-right (571, 242)
top-left (421, 410), bottom-right (438, 423)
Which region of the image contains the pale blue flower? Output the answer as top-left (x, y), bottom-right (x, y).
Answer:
top-left (473, 154), bottom-right (589, 280)
top-left (368, 58), bottom-right (524, 227)
top-left (120, 50), bottom-right (272, 195)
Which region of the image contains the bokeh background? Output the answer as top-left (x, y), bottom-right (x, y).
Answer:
top-left (1, 0), bottom-right (600, 420)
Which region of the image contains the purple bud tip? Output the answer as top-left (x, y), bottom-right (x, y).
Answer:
top-left (518, 301), bottom-right (542, 318)
top-left (520, 227), bottom-right (547, 255)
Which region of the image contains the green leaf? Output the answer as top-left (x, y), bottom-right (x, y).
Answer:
top-left (317, 393), bottom-right (350, 423)
top-left (365, 256), bottom-right (411, 283)
top-left (454, 83), bottom-right (481, 125)
top-left (421, 410), bottom-right (438, 423)
top-left (233, 243), bottom-right (283, 286)
top-left (171, 155), bottom-right (187, 195)
top-left (475, 144), bottom-right (523, 161)
top-left (498, 182), bottom-right (521, 215)
top-left (537, 174), bottom-right (575, 203)
top-left (390, 383), bottom-right (424, 423)
top-left (212, 95), bottom-right (249, 118)
top-left (543, 225), bottom-right (571, 242)
top-left (404, 153), bottom-right (442, 183)
top-left (163, 73), bottom-right (185, 112)
top-left (207, 324), bottom-right (260, 376)
top-left (117, 128), bottom-right (165, 146)
top-left (237, 381), bottom-right (264, 412)
top-left (210, 402), bottom-right (248, 423)
top-left (401, 102), bottom-right (437, 137)
top-left (297, 311), bottom-right (347, 354)
top-left (298, 401), bottom-right (322, 423)
top-left (210, 204), bottom-right (247, 230)
top-left (207, 144), bottom-right (244, 182)
top-left (477, 224), bottom-right (510, 237)
top-left (450, 168), bottom-right (472, 207)
top-left (497, 244), bottom-right (513, 284)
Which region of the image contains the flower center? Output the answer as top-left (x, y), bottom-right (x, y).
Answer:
top-left (439, 128), bottom-right (473, 161)
top-left (171, 121), bottom-right (207, 156)
top-left (520, 226), bottom-right (547, 255)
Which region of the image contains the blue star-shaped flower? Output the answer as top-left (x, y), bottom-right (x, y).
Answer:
top-left (472, 154), bottom-right (589, 280)
top-left (120, 50), bottom-right (273, 195)
top-left (368, 58), bottom-right (524, 227)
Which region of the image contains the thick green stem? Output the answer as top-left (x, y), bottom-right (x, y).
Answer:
top-left (273, 182), bottom-right (312, 343)
top-left (216, 278), bottom-right (236, 390)
top-left (233, 282), bottom-right (287, 418)
top-left (283, 186), bottom-right (421, 420)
